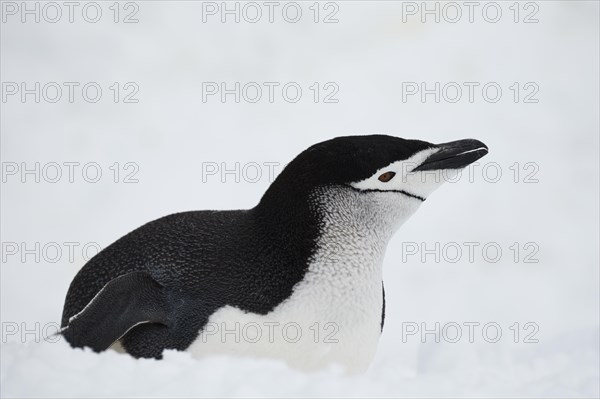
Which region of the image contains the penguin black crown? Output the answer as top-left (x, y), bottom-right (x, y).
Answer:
top-left (61, 134), bottom-right (488, 372)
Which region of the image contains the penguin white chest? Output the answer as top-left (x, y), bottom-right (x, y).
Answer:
top-left (186, 247), bottom-right (385, 373)
top-left (187, 189), bottom-right (404, 372)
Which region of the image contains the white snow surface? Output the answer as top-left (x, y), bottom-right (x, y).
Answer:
top-left (2, 330), bottom-right (598, 398)
top-left (1, 1), bottom-right (599, 397)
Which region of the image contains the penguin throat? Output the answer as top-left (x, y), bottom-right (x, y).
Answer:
top-left (310, 185), bottom-right (420, 244)
top-left (301, 186), bottom-right (418, 285)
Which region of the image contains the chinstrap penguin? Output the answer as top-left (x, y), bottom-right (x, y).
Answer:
top-left (61, 135), bottom-right (488, 372)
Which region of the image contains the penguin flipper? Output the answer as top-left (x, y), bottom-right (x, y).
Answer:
top-left (61, 271), bottom-right (170, 352)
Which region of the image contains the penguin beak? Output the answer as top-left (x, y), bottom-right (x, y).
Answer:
top-left (412, 139), bottom-right (488, 171)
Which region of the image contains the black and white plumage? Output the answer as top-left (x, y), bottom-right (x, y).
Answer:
top-left (61, 135), bottom-right (488, 372)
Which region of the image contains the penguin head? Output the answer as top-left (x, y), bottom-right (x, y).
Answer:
top-left (340, 135), bottom-right (489, 201)
top-left (260, 135), bottom-right (488, 235)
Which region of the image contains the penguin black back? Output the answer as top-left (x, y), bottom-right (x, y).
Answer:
top-left (61, 208), bottom-right (321, 356)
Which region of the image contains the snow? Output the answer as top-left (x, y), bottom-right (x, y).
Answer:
top-left (2, 328), bottom-right (598, 398)
top-left (1, 1), bottom-right (599, 397)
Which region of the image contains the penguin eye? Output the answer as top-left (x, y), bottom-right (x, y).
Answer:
top-left (378, 171), bottom-right (396, 182)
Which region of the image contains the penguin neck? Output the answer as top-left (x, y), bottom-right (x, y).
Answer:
top-left (254, 184), bottom-right (418, 283)
top-left (307, 186), bottom-right (401, 282)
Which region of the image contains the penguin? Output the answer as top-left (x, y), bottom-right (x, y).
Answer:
top-left (60, 135), bottom-right (488, 372)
